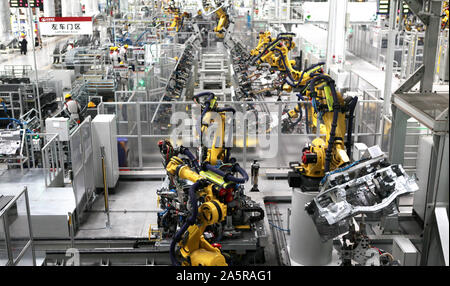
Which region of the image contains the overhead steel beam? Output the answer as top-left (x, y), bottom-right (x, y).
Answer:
top-left (420, 0), bottom-right (442, 93)
top-left (404, 0), bottom-right (428, 24)
top-left (394, 65), bottom-right (425, 94)
top-left (383, 0), bottom-right (399, 116)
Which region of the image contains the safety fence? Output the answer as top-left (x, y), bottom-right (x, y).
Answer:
top-left (0, 187), bottom-right (36, 266)
top-left (98, 98), bottom-right (386, 171)
top-left (69, 116), bottom-right (95, 224)
top-left (348, 25), bottom-right (449, 83)
top-left (41, 133), bottom-right (65, 188)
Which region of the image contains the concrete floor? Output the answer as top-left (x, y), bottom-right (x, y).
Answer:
top-left (0, 36), bottom-right (71, 70)
top-left (76, 176), bottom-right (292, 239)
top-left (77, 179), bottom-right (162, 238)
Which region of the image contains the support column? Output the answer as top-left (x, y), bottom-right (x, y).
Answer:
top-left (92, 0), bottom-right (99, 15)
top-left (325, 0), bottom-right (348, 70)
top-left (61, 0), bottom-right (72, 17)
top-left (388, 105), bottom-right (410, 164)
top-left (383, 0), bottom-right (399, 116)
top-left (0, 0), bottom-right (12, 41)
top-left (83, 0), bottom-right (92, 15)
top-left (43, 0), bottom-right (56, 17)
top-left (72, 1), bottom-right (83, 16)
top-left (420, 0), bottom-right (442, 93)
top-left (119, 0), bottom-right (128, 13)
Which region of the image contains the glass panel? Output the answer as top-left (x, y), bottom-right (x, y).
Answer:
top-left (6, 194), bottom-right (31, 262)
top-left (16, 246), bottom-right (34, 266)
top-left (0, 217), bottom-right (9, 266)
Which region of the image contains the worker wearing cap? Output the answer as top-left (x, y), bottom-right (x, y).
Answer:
top-left (109, 46), bottom-right (119, 65)
top-left (85, 101), bottom-right (98, 119)
top-left (64, 94), bottom-right (82, 124)
top-left (118, 61), bottom-right (129, 91)
top-left (119, 44), bottom-right (129, 62)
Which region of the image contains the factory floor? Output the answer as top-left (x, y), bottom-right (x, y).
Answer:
top-left (75, 173), bottom-right (293, 237)
top-left (74, 173), bottom-right (419, 266)
top-left (0, 35), bottom-right (71, 70)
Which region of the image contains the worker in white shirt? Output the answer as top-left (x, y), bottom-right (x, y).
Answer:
top-left (109, 46), bottom-right (120, 65)
top-left (67, 41), bottom-right (74, 51)
top-left (64, 94), bottom-right (82, 124)
top-left (118, 61), bottom-right (129, 91)
top-left (119, 44), bottom-right (129, 62)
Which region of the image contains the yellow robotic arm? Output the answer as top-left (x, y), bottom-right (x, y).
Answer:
top-left (295, 84), bottom-right (349, 178)
top-left (250, 31), bottom-right (272, 57)
top-left (214, 7), bottom-right (229, 38)
top-left (166, 156), bottom-right (228, 266)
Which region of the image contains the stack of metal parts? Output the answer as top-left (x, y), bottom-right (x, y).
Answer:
top-left (0, 130), bottom-right (22, 156)
top-left (228, 37), bottom-right (284, 102)
top-left (165, 42), bottom-right (196, 100)
top-left (305, 147), bottom-right (419, 242)
top-left (0, 82), bottom-right (58, 126)
top-left (150, 35), bottom-right (201, 132)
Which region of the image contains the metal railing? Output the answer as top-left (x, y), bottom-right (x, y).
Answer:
top-left (41, 133), bottom-right (64, 188)
top-left (98, 98), bottom-right (386, 171)
top-left (0, 187), bottom-right (36, 266)
top-left (69, 116), bottom-right (95, 224)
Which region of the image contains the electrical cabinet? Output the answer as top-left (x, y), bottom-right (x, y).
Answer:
top-left (45, 117), bottom-right (70, 141)
top-left (92, 114), bottom-right (119, 189)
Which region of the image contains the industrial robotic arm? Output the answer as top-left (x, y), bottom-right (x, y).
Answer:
top-left (157, 92), bottom-right (263, 266)
top-left (250, 31), bottom-right (272, 57)
top-left (213, 6), bottom-right (230, 38)
top-left (165, 154), bottom-right (228, 266)
top-left (287, 73), bottom-right (359, 189)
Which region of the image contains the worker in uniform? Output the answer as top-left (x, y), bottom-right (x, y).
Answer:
top-left (19, 34), bottom-right (28, 55)
top-left (63, 94), bottom-right (82, 124)
top-left (67, 41), bottom-right (74, 51)
top-left (109, 46), bottom-right (120, 65)
top-left (85, 101), bottom-right (98, 119)
top-left (118, 61), bottom-right (129, 91)
top-left (53, 45), bottom-right (60, 64)
top-left (119, 44), bottom-right (128, 62)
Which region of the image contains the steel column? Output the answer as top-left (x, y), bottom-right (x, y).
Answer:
top-left (388, 105), bottom-right (410, 164)
top-left (420, 0), bottom-right (442, 92)
top-left (383, 0), bottom-right (399, 116)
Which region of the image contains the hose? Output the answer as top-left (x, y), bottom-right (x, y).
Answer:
top-left (306, 75), bottom-right (339, 173)
top-left (194, 92), bottom-right (215, 120)
top-left (297, 93), bottom-right (310, 134)
top-left (179, 146), bottom-right (200, 172)
top-left (203, 162), bottom-right (249, 184)
top-left (243, 206), bottom-right (265, 223)
top-left (0, 117), bottom-right (24, 128)
top-left (169, 180), bottom-right (207, 266)
top-left (216, 107), bottom-right (236, 114)
top-left (345, 97), bottom-right (358, 158)
top-left (1, 101), bottom-right (8, 116)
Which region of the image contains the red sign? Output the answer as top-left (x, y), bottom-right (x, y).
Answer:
top-left (39, 17), bottom-right (92, 22)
